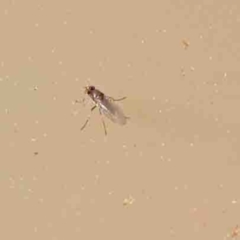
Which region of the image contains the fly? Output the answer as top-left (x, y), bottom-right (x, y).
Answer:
top-left (80, 86), bottom-right (129, 135)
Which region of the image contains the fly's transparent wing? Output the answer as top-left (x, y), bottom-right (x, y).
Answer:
top-left (98, 97), bottom-right (127, 125)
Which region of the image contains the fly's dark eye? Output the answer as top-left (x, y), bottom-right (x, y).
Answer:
top-left (89, 86), bottom-right (95, 91)
top-left (86, 86), bottom-right (95, 95)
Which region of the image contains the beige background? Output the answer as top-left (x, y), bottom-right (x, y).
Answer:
top-left (1, 0), bottom-right (240, 239)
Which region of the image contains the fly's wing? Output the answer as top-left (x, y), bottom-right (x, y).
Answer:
top-left (99, 97), bottom-right (127, 125)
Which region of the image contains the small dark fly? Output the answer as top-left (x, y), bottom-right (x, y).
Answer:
top-left (80, 86), bottom-right (128, 135)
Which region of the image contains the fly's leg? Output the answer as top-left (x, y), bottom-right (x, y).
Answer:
top-left (99, 109), bottom-right (107, 135)
top-left (108, 96), bottom-right (127, 102)
top-left (80, 105), bottom-right (97, 131)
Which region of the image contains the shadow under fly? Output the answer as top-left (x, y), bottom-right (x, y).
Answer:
top-left (80, 86), bottom-right (129, 135)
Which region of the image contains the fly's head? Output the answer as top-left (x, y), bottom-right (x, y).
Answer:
top-left (84, 85), bottom-right (104, 102)
top-left (85, 85), bottom-right (95, 95)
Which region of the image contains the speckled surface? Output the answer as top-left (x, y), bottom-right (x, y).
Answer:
top-left (1, 1), bottom-right (240, 239)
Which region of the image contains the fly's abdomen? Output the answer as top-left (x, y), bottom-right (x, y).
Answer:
top-left (99, 97), bottom-right (127, 125)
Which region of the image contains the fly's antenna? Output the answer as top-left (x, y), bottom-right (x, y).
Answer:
top-left (81, 86), bottom-right (88, 107)
top-left (80, 76), bottom-right (91, 106)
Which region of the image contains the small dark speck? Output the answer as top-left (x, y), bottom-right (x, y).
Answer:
top-left (34, 152), bottom-right (39, 155)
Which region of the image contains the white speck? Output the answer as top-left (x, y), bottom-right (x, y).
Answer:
top-left (89, 29), bottom-right (94, 34)
top-left (203, 198), bottom-right (209, 204)
top-left (1, 61), bottom-right (5, 67)
top-left (159, 109), bottom-right (162, 113)
top-left (63, 20), bottom-right (67, 25)
top-left (98, 61), bottom-right (104, 68)
top-left (161, 142), bottom-right (165, 147)
top-left (13, 81), bottom-right (19, 86)
top-left (218, 183), bottom-right (224, 189)
top-left (127, 63), bottom-right (131, 68)
top-left (169, 228), bottom-right (175, 236)
top-left (51, 48), bottom-right (56, 53)
top-left (9, 177), bottom-right (14, 183)
top-left (53, 96), bottom-right (57, 101)
top-left (183, 184), bottom-right (188, 190)
top-left (30, 86), bottom-right (38, 91)
top-left (226, 129), bottom-right (231, 134)
top-left (71, 110), bottom-right (79, 116)
top-left (81, 186), bottom-right (85, 191)
top-left (215, 117), bottom-right (219, 122)
top-left (43, 133), bottom-right (48, 137)
top-left (75, 210), bottom-right (81, 216)
top-left (35, 23), bottom-right (39, 28)
top-left (38, 198), bottom-right (44, 203)
top-left (191, 207), bottom-right (198, 213)
top-left (209, 56), bottom-right (213, 61)
top-left (152, 96), bottom-right (156, 101)
top-left (162, 29), bottom-right (167, 33)
top-left (0, 77), bottom-right (3, 82)
top-left (199, 34), bottom-right (204, 39)
top-left (108, 191), bottom-right (113, 195)
top-left (209, 24), bottom-right (213, 29)
top-left (122, 144), bottom-right (127, 149)
top-left (224, 72), bottom-right (227, 78)
top-left (190, 66), bottom-right (195, 71)
top-left (32, 176), bottom-right (38, 181)
top-left (167, 158), bottom-right (172, 162)
top-left (174, 186), bottom-right (179, 190)
top-left (23, 195), bottom-right (29, 200)
top-left (37, 4), bottom-right (43, 10)
top-left (232, 199), bottom-right (237, 204)
top-left (190, 142), bottom-right (194, 147)
top-left (61, 71), bottom-right (67, 76)
top-left (58, 61), bottom-right (63, 65)
top-left (75, 77), bottom-right (79, 82)
top-left (31, 138), bottom-right (37, 142)
top-left (75, 226), bottom-right (81, 233)
top-left (141, 39), bottom-right (145, 44)
top-left (181, 67), bottom-right (186, 76)
top-left (123, 195), bottom-right (135, 206)
top-left (95, 175), bottom-right (99, 181)
top-left (194, 134), bottom-right (199, 140)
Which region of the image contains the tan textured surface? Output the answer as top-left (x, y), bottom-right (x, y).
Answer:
top-left (1, 1), bottom-right (240, 239)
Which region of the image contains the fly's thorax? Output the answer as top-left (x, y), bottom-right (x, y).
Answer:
top-left (88, 88), bottom-right (105, 104)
